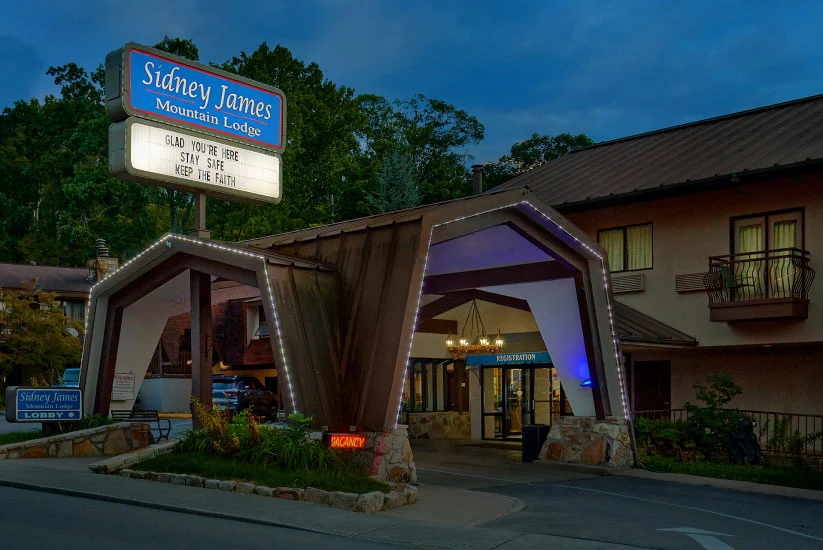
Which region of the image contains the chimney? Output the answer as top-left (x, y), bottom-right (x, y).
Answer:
top-left (471, 164), bottom-right (484, 195)
top-left (95, 238), bottom-right (109, 258)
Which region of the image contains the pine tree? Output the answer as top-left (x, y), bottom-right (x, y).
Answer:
top-left (366, 150), bottom-right (422, 214)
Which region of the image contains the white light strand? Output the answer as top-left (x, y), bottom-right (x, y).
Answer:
top-left (520, 202), bottom-right (630, 419)
top-left (80, 233), bottom-right (297, 414)
top-left (392, 200), bottom-right (630, 429)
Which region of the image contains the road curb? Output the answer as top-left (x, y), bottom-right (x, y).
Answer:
top-left (467, 495), bottom-right (528, 527)
top-left (614, 467), bottom-right (823, 501)
top-left (0, 478), bottom-right (337, 537)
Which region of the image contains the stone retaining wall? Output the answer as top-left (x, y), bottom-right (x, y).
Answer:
top-left (114, 467), bottom-right (416, 514)
top-left (0, 422), bottom-right (151, 459)
top-left (353, 426), bottom-right (417, 484)
top-left (408, 412), bottom-right (470, 439)
top-left (539, 416), bottom-right (634, 468)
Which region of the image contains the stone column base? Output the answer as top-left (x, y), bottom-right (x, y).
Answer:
top-left (353, 426), bottom-right (417, 484)
top-left (539, 416), bottom-right (634, 468)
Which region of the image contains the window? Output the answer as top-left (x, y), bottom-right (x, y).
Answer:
top-left (404, 359), bottom-right (456, 413)
top-left (61, 300), bottom-right (86, 321)
top-left (732, 209), bottom-right (803, 254)
top-left (598, 223), bottom-right (653, 272)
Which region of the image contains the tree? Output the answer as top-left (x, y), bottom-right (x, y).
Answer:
top-left (366, 150), bottom-right (421, 214)
top-left (0, 283), bottom-right (83, 384)
top-left (484, 132), bottom-right (594, 189)
top-left (358, 94), bottom-right (485, 203)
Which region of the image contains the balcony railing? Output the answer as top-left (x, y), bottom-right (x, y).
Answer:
top-left (703, 248), bottom-right (815, 321)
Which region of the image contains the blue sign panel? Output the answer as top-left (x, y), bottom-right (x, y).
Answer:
top-left (15, 388), bottom-right (82, 422)
top-left (126, 48), bottom-right (284, 150)
top-left (466, 352), bottom-right (551, 366)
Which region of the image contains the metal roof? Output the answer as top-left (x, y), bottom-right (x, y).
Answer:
top-left (496, 94), bottom-right (823, 209)
top-left (0, 263), bottom-right (91, 295)
top-left (614, 301), bottom-right (697, 347)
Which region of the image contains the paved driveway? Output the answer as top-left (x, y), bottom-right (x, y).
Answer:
top-left (411, 439), bottom-right (823, 549)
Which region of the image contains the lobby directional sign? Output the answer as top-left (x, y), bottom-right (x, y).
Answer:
top-left (105, 43), bottom-right (286, 152)
top-left (5, 387), bottom-right (83, 422)
top-left (110, 118), bottom-right (282, 203)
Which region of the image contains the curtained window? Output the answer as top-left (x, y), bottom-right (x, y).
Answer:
top-left (598, 223), bottom-right (652, 272)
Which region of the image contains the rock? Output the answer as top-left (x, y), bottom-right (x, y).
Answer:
top-left (382, 491), bottom-right (405, 510)
top-left (57, 441), bottom-right (73, 458)
top-left (254, 486), bottom-right (274, 497)
top-left (155, 473), bottom-right (171, 483)
top-left (328, 491), bottom-right (357, 510)
top-left (72, 440), bottom-right (100, 457)
top-left (129, 470), bottom-right (147, 480)
top-left (236, 482), bottom-right (256, 494)
top-left (401, 439), bottom-right (414, 462)
top-left (302, 487), bottom-right (330, 505)
top-left (103, 430), bottom-right (132, 456)
top-left (580, 438), bottom-right (607, 466)
top-left (388, 465), bottom-right (410, 483)
top-left (186, 475), bottom-right (205, 487)
top-left (354, 491), bottom-right (385, 514)
top-left (170, 474), bottom-right (188, 485)
top-left (119, 469), bottom-right (133, 478)
top-left (275, 487), bottom-right (304, 501)
top-left (143, 471), bottom-right (158, 481)
top-left (409, 462), bottom-right (418, 484)
top-left (204, 479), bottom-right (221, 489)
top-left (21, 446), bottom-right (47, 459)
top-left (403, 485), bottom-right (418, 505)
top-left (7, 450), bottom-right (20, 459)
top-left (218, 480), bottom-right (237, 492)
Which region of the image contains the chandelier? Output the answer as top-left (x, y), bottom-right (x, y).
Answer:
top-left (445, 298), bottom-right (504, 359)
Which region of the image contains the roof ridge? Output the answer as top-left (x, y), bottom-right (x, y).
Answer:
top-left (569, 94), bottom-right (823, 154)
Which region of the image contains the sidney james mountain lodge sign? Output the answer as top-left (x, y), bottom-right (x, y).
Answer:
top-left (105, 43), bottom-right (286, 204)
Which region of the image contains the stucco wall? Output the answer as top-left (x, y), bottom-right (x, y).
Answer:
top-left (630, 346), bottom-right (823, 415)
top-left (566, 173), bottom-right (823, 348)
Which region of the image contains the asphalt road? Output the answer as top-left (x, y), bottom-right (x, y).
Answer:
top-left (0, 486), bottom-right (399, 550)
top-left (419, 466), bottom-right (823, 549)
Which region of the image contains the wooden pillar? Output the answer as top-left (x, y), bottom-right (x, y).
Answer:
top-left (190, 270), bottom-right (213, 428)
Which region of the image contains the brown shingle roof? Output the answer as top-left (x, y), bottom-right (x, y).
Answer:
top-left (614, 301), bottom-right (697, 347)
top-left (0, 263), bottom-right (91, 295)
top-left (496, 95), bottom-right (823, 209)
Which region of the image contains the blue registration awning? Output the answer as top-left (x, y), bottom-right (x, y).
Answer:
top-left (465, 352), bottom-right (551, 366)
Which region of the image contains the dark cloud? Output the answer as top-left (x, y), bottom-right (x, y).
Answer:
top-left (0, 36), bottom-right (45, 109)
top-left (1, 1), bottom-right (821, 163)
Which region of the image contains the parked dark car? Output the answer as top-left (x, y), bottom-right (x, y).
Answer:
top-left (54, 368), bottom-right (80, 388)
top-left (210, 375), bottom-right (279, 419)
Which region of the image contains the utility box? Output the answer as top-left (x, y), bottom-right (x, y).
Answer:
top-left (522, 424), bottom-right (550, 462)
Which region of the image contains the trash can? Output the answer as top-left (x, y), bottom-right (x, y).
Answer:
top-left (522, 424), bottom-right (550, 462)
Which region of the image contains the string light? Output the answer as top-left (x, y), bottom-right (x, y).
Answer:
top-left (80, 233), bottom-right (297, 413)
top-left (394, 199), bottom-right (630, 429)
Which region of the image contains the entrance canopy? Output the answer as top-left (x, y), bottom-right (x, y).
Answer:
top-left (81, 188), bottom-right (629, 430)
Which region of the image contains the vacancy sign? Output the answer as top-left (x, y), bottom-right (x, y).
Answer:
top-left (110, 118), bottom-right (282, 203)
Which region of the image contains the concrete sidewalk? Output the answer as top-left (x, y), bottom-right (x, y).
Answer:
top-left (0, 457), bottom-right (640, 549)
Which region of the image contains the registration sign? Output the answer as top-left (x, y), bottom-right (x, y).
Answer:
top-left (5, 387), bottom-right (83, 422)
top-left (109, 118), bottom-right (282, 204)
top-left (465, 352), bottom-right (551, 366)
top-left (105, 43), bottom-right (286, 152)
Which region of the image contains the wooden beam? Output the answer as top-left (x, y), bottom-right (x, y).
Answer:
top-left (422, 261), bottom-right (573, 295)
top-left (190, 270), bottom-right (213, 429)
top-left (418, 289), bottom-right (531, 322)
top-left (416, 318), bottom-right (458, 334)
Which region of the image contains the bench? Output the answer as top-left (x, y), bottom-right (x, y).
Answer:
top-left (111, 410), bottom-right (172, 443)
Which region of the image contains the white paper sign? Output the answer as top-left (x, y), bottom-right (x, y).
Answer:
top-left (112, 373), bottom-right (135, 401)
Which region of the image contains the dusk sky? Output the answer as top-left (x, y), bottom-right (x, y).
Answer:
top-left (2, 1), bottom-right (821, 163)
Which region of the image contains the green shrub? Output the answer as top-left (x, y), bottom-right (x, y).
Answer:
top-left (763, 416), bottom-right (823, 464)
top-left (684, 373), bottom-right (745, 456)
top-left (634, 417), bottom-right (698, 461)
top-left (77, 414), bottom-right (114, 430)
top-left (181, 402), bottom-right (347, 474)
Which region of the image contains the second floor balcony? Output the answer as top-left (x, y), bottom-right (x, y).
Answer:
top-left (703, 248), bottom-right (815, 322)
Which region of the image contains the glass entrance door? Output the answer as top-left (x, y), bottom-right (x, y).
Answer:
top-left (483, 364), bottom-right (553, 440)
